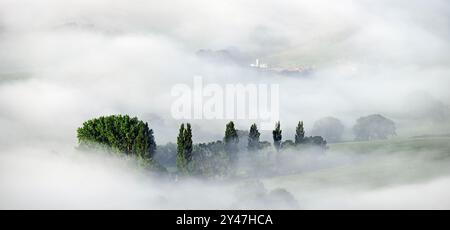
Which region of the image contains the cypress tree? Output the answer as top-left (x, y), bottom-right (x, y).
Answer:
top-left (176, 123), bottom-right (193, 175)
top-left (176, 123), bottom-right (187, 173)
top-left (272, 121), bottom-right (282, 152)
top-left (248, 123), bottom-right (260, 152)
top-left (295, 121), bottom-right (305, 145)
top-left (184, 123), bottom-right (193, 164)
top-left (224, 121), bottom-right (239, 163)
top-left (148, 127), bottom-right (156, 157)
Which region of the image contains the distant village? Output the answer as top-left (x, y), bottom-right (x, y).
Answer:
top-left (196, 49), bottom-right (314, 77)
top-left (249, 59), bottom-right (314, 76)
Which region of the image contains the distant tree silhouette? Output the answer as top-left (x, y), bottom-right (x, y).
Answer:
top-left (311, 117), bottom-right (344, 143)
top-left (224, 121), bottom-right (239, 163)
top-left (177, 123), bottom-right (193, 174)
top-left (353, 114), bottom-right (396, 140)
top-left (248, 124), bottom-right (260, 152)
top-left (272, 122), bottom-right (282, 152)
top-left (295, 121), bottom-right (305, 145)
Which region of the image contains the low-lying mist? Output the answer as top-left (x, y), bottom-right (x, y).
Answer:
top-left (0, 145), bottom-right (299, 209)
top-left (1, 0), bottom-right (450, 209)
top-left (2, 138), bottom-right (450, 209)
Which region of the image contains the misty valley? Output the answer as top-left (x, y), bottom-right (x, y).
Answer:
top-left (0, 0), bottom-right (450, 211)
top-left (55, 113), bottom-right (448, 209)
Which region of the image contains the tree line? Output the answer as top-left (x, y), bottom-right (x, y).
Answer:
top-left (76, 115), bottom-right (327, 176)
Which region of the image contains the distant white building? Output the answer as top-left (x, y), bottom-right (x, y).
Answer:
top-left (249, 58), bottom-right (313, 76)
top-left (250, 59), bottom-right (268, 68)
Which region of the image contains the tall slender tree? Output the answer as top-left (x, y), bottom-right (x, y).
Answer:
top-left (184, 123), bottom-right (193, 164)
top-left (176, 123), bottom-right (187, 174)
top-left (295, 121), bottom-right (305, 145)
top-left (224, 121), bottom-right (239, 163)
top-left (248, 123), bottom-right (260, 151)
top-left (272, 121), bottom-right (282, 152)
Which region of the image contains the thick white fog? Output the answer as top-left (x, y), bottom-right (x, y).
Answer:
top-left (0, 0), bottom-right (450, 209)
top-left (2, 144), bottom-right (450, 209)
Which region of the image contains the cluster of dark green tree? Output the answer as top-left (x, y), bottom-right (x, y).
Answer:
top-left (76, 115), bottom-right (327, 177)
top-left (277, 121), bottom-right (328, 150)
top-left (173, 122), bottom-right (241, 177)
top-left (172, 121), bottom-right (327, 177)
top-left (76, 115), bottom-right (164, 171)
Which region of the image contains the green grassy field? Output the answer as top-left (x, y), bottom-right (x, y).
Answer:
top-left (330, 136), bottom-right (450, 155)
top-left (261, 136), bottom-right (450, 208)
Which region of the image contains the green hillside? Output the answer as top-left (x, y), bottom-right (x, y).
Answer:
top-left (262, 136), bottom-right (450, 206)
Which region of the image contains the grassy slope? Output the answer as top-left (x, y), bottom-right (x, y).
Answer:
top-left (330, 137), bottom-right (450, 155)
top-left (262, 136), bottom-right (450, 202)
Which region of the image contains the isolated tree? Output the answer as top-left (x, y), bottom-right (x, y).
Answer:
top-left (294, 121), bottom-right (305, 145)
top-left (311, 117), bottom-right (344, 143)
top-left (272, 121), bottom-right (282, 152)
top-left (224, 121), bottom-right (239, 163)
top-left (77, 115), bottom-right (156, 159)
top-left (248, 124), bottom-right (260, 152)
top-left (353, 114), bottom-right (396, 141)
